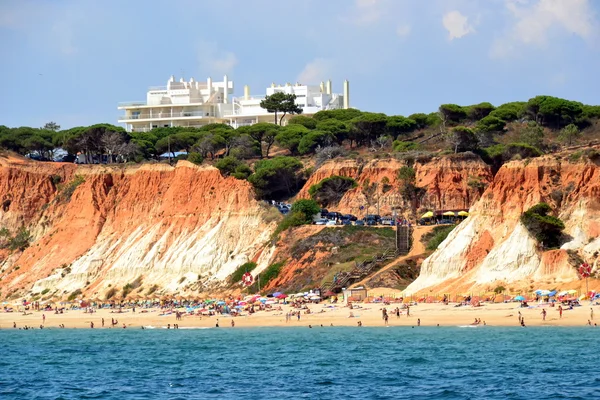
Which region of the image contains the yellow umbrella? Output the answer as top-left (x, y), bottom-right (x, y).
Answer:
top-left (421, 211), bottom-right (434, 219)
top-left (458, 211), bottom-right (469, 217)
top-left (567, 289), bottom-right (577, 294)
top-left (443, 211), bottom-right (456, 216)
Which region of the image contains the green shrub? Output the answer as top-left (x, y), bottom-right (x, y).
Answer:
top-left (187, 152), bottom-right (203, 165)
top-left (67, 289), bottom-right (82, 301)
top-left (215, 156), bottom-right (252, 179)
top-left (272, 211), bottom-right (308, 239)
top-left (41, 288), bottom-right (50, 295)
top-left (308, 176), bottom-right (357, 207)
top-left (121, 283), bottom-right (133, 298)
top-left (260, 261), bottom-right (286, 285)
top-left (58, 175), bottom-right (85, 202)
top-left (393, 140), bottom-right (421, 152)
top-left (7, 227), bottom-right (32, 251)
top-left (50, 175), bottom-right (62, 186)
top-left (521, 203), bottom-right (565, 248)
top-left (230, 262), bottom-right (257, 284)
top-left (105, 287), bottom-right (117, 300)
top-left (291, 199), bottom-right (320, 222)
top-left (425, 225), bottom-right (456, 251)
top-left (146, 284), bottom-right (158, 295)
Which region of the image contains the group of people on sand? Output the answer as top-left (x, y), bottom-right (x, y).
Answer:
top-left (285, 311), bottom-right (302, 322)
top-left (471, 318), bottom-right (486, 326)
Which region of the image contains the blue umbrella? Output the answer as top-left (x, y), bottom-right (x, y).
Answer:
top-left (514, 295), bottom-right (525, 301)
top-left (216, 301), bottom-right (226, 305)
top-left (272, 292), bottom-right (283, 297)
top-left (548, 290), bottom-right (557, 297)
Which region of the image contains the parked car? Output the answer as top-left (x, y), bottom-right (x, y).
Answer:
top-left (380, 216), bottom-right (396, 226)
top-left (328, 212), bottom-right (344, 220)
top-left (439, 219), bottom-right (453, 224)
top-left (315, 219), bottom-right (329, 225)
top-left (354, 220), bottom-right (365, 226)
top-left (365, 218), bottom-right (378, 226)
top-left (344, 214), bottom-right (358, 221)
top-left (326, 220), bottom-right (337, 226)
top-left (341, 219), bottom-right (352, 225)
top-left (320, 208), bottom-right (329, 215)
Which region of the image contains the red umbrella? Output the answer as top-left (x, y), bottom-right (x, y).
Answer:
top-left (276, 294), bottom-right (287, 299)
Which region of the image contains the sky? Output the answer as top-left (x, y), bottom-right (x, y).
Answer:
top-left (1, 0), bottom-right (599, 129)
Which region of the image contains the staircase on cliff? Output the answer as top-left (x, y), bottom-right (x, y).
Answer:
top-left (320, 226), bottom-right (413, 295)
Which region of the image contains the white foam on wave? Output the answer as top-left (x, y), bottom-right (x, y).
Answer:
top-left (457, 325), bottom-right (483, 328)
top-left (142, 326), bottom-right (212, 330)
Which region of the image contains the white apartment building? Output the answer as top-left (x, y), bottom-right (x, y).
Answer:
top-left (118, 75), bottom-right (350, 132)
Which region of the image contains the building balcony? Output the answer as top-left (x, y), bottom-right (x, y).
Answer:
top-left (118, 110), bottom-right (215, 122)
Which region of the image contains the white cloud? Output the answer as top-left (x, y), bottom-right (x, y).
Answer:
top-left (197, 40), bottom-right (238, 75)
top-left (491, 0), bottom-right (598, 58)
top-left (297, 58), bottom-right (334, 84)
top-left (396, 24), bottom-right (411, 38)
top-left (442, 10), bottom-right (475, 40)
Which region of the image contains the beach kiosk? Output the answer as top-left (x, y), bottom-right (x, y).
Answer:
top-left (343, 287), bottom-right (368, 304)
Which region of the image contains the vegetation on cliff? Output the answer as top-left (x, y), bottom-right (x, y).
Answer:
top-left (308, 176), bottom-right (357, 207)
top-left (521, 203), bottom-right (565, 249)
top-left (422, 225), bottom-right (456, 251)
top-left (2, 95), bottom-right (599, 208)
top-left (0, 227), bottom-right (32, 252)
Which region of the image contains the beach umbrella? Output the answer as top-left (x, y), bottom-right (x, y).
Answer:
top-left (548, 290), bottom-right (557, 297)
top-left (276, 294), bottom-right (287, 299)
top-left (557, 291), bottom-right (568, 297)
top-left (272, 292), bottom-right (283, 297)
top-left (216, 301), bottom-right (226, 305)
top-left (514, 295), bottom-right (525, 301)
top-left (443, 211), bottom-right (456, 216)
top-left (458, 211), bottom-right (469, 217)
top-left (421, 211), bottom-right (434, 219)
top-left (567, 290), bottom-right (577, 295)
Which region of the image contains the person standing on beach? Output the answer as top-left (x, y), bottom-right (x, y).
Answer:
top-left (591, 308), bottom-right (594, 320)
top-left (541, 309), bottom-right (547, 321)
top-left (231, 320), bottom-right (235, 327)
top-left (518, 311), bottom-right (522, 323)
top-left (558, 306), bottom-right (563, 318)
top-left (417, 318), bottom-right (421, 326)
top-left (297, 312), bottom-right (300, 321)
top-left (42, 314), bottom-right (45, 325)
top-left (90, 322), bottom-right (94, 328)
top-left (102, 318), bottom-right (104, 327)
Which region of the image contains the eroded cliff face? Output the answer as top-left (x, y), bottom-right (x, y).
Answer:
top-left (297, 155), bottom-right (492, 215)
top-left (0, 157), bottom-right (275, 299)
top-left (407, 151), bottom-right (600, 294)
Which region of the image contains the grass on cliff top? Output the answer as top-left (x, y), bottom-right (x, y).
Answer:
top-left (421, 225), bottom-right (456, 251)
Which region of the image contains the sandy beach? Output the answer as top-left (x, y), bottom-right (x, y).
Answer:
top-left (2, 301), bottom-right (599, 330)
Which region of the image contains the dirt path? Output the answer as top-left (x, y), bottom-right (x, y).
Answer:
top-left (350, 226), bottom-right (434, 288)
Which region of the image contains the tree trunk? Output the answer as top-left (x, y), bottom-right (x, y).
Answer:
top-left (274, 112), bottom-right (278, 125)
top-left (279, 112), bottom-right (287, 126)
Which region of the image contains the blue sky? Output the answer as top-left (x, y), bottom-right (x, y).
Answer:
top-left (1, 0), bottom-right (599, 129)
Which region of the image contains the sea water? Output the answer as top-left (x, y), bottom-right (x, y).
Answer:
top-left (0, 327), bottom-right (597, 399)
